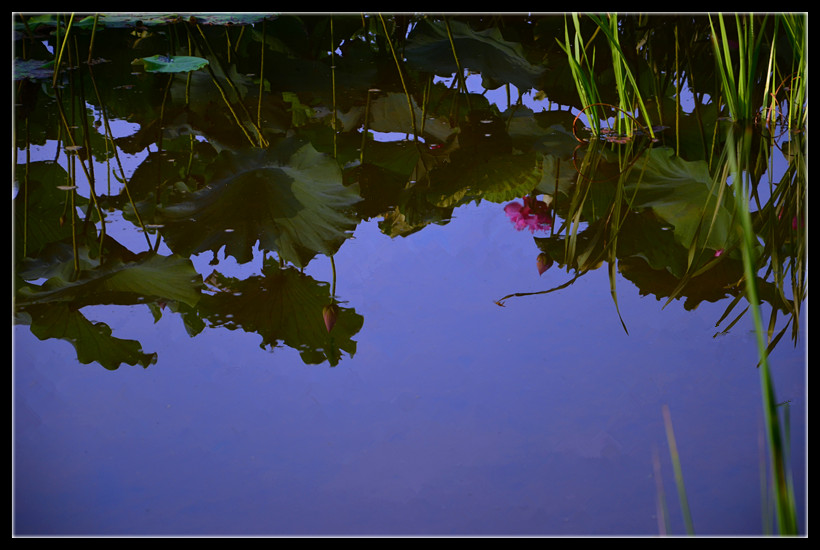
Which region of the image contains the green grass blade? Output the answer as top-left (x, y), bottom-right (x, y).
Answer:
top-left (726, 128), bottom-right (798, 535)
top-left (662, 405), bottom-right (694, 535)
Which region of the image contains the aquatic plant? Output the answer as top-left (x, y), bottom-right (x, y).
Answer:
top-left (13, 13), bottom-right (805, 532)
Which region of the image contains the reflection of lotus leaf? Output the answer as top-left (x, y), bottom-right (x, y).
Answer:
top-left (198, 263), bottom-right (363, 366)
top-left (624, 148), bottom-right (740, 253)
top-left (13, 162), bottom-right (85, 259)
top-left (368, 93), bottom-right (457, 143)
top-left (21, 303), bottom-right (158, 370)
top-left (404, 19), bottom-right (546, 91)
top-left (16, 245), bottom-right (202, 309)
top-left (14, 242), bottom-right (201, 370)
top-left (154, 140), bottom-right (362, 267)
top-left (426, 150), bottom-right (542, 207)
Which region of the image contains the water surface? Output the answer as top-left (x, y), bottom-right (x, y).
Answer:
top-left (13, 13), bottom-right (806, 536)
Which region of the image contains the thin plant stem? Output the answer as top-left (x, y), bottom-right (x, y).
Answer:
top-left (53, 87), bottom-right (107, 252)
top-left (69, 157), bottom-right (79, 276)
top-left (662, 405), bottom-right (694, 535)
top-left (674, 22), bottom-right (680, 156)
top-left (192, 22), bottom-right (267, 148)
top-left (86, 66), bottom-right (152, 248)
top-left (360, 88), bottom-right (377, 164)
top-left (86, 13), bottom-right (99, 64)
top-left (444, 17), bottom-right (471, 112)
top-left (52, 13), bottom-right (74, 89)
top-left (559, 14), bottom-right (603, 135)
top-left (379, 14), bottom-right (419, 143)
top-left (330, 254), bottom-right (337, 302)
top-left (257, 19), bottom-right (265, 129)
top-left (331, 15), bottom-right (338, 159)
top-left (21, 118), bottom-right (30, 257)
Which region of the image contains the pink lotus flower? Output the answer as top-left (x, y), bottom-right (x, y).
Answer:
top-left (504, 196), bottom-right (553, 233)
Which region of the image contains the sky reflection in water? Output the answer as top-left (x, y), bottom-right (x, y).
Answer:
top-left (14, 194), bottom-right (806, 535)
top-left (13, 15), bottom-right (806, 536)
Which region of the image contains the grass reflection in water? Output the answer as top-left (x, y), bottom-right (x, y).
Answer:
top-left (13, 12), bottom-right (805, 535)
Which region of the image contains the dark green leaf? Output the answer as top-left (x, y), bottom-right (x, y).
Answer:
top-left (405, 19), bottom-right (546, 91)
top-left (153, 140), bottom-right (362, 267)
top-left (198, 263), bottom-right (363, 366)
top-left (20, 303), bottom-right (158, 370)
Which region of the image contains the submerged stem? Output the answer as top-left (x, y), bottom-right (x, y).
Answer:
top-left (379, 14), bottom-right (419, 143)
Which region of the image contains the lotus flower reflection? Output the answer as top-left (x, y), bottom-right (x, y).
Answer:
top-left (504, 196), bottom-right (553, 233)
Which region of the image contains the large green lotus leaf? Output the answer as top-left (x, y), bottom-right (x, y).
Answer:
top-left (368, 93), bottom-right (457, 143)
top-left (79, 13), bottom-right (270, 29)
top-left (426, 150), bottom-right (542, 207)
top-left (197, 263), bottom-right (363, 367)
top-left (622, 147), bottom-right (740, 252)
top-left (506, 109), bottom-right (581, 158)
top-left (19, 303), bottom-right (158, 370)
top-left (153, 141), bottom-right (361, 267)
top-left (16, 248), bottom-right (202, 309)
top-left (361, 139), bottom-right (423, 178)
top-left (614, 210), bottom-right (690, 278)
top-left (618, 255), bottom-right (745, 310)
top-left (404, 18), bottom-right (546, 91)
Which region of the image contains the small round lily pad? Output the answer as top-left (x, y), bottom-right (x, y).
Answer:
top-left (139, 55), bottom-right (209, 73)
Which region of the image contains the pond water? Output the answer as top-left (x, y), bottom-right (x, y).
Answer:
top-left (13, 13), bottom-right (806, 536)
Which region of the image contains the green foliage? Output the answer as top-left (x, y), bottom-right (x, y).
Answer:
top-left (146, 140), bottom-right (361, 268)
top-left (404, 18), bottom-right (546, 91)
top-left (198, 260), bottom-right (364, 367)
top-left (13, 58), bottom-right (54, 81)
top-left (12, 13), bottom-right (805, 384)
top-left (139, 54), bottom-right (210, 73)
top-left (20, 302), bottom-right (158, 369)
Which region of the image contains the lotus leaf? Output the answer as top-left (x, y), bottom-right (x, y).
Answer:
top-left (198, 262), bottom-right (363, 366)
top-left (153, 140), bottom-right (362, 267)
top-left (404, 18), bottom-right (546, 91)
top-left (140, 54), bottom-right (209, 73)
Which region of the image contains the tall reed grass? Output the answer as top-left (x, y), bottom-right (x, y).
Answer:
top-left (727, 126), bottom-right (798, 535)
top-left (560, 13), bottom-right (804, 534)
top-left (559, 14), bottom-right (655, 140)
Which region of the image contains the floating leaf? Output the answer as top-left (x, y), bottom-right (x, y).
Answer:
top-left (139, 54), bottom-right (209, 73)
top-left (13, 58), bottom-right (54, 81)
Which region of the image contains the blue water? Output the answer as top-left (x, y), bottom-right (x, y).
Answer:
top-left (13, 196), bottom-right (806, 536)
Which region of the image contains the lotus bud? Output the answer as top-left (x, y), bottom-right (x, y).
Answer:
top-left (322, 303), bottom-right (340, 333)
top-left (536, 252), bottom-right (553, 276)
